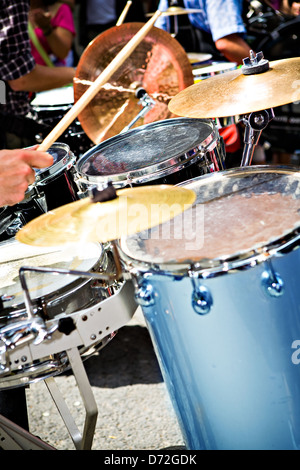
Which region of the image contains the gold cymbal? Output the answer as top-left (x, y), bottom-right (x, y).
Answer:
top-left (169, 57), bottom-right (300, 118)
top-left (146, 7), bottom-right (202, 17)
top-left (74, 23), bottom-right (193, 144)
top-left (16, 186), bottom-right (196, 247)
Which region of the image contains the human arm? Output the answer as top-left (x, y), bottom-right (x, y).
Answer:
top-left (205, 0), bottom-right (251, 64)
top-left (282, 0), bottom-right (300, 14)
top-left (29, 5), bottom-right (75, 61)
top-left (215, 33), bottom-right (252, 65)
top-left (0, 149), bottom-right (53, 206)
top-left (1, 1), bottom-right (75, 94)
top-left (7, 64), bottom-right (75, 93)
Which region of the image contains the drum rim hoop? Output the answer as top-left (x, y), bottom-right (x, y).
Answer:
top-left (35, 142), bottom-right (76, 183)
top-left (119, 165), bottom-right (300, 278)
top-left (76, 118), bottom-right (219, 185)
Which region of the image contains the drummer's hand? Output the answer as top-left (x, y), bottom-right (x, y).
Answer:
top-left (0, 149), bottom-right (53, 207)
top-left (29, 9), bottom-right (52, 32)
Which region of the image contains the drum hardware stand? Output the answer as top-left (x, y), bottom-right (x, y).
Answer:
top-left (166, 0), bottom-right (182, 38)
top-left (44, 347), bottom-right (98, 451)
top-left (0, 414), bottom-right (56, 450)
top-left (240, 108), bottom-right (275, 166)
top-left (240, 51), bottom-right (274, 167)
top-left (120, 88), bottom-right (156, 134)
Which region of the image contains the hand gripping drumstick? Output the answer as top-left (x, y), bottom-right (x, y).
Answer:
top-left (116, 1), bottom-right (133, 26)
top-left (38, 10), bottom-right (162, 152)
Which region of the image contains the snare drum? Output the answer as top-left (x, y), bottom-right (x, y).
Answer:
top-left (0, 143), bottom-right (79, 241)
top-left (0, 239), bottom-right (136, 389)
top-left (76, 118), bottom-right (225, 194)
top-left (119, 167), bottom-right (300, 450)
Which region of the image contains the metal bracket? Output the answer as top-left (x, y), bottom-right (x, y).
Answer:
top-left (45, 347), bottom-right (98, 450)
top-left (0, 347), bottom-right (98, 450)
top-left (0, 414), bottom-right (55, 450)
top-left (240, 108), bottom-right (275, 166)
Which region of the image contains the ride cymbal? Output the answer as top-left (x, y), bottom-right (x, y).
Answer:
top-left (16, 186), bottom-right (196, 247)
top-left (169, 57), bottom-right (300, 118)
top-left (146, 7), bottom-right (202, 17)
top-left (74, 23), bottom-right (193, 144)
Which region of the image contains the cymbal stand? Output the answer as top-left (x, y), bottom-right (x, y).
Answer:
top-left (121, 88), bottom-right (156, 134)
top-left (240, 108), bottom-right (275, 166)
top-left (240, 51), bottom-right (274, 166)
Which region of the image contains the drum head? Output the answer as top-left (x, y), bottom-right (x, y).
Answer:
top-left (0, 240), bottom-right (103, 308)
top-left (76, 118), bottom-right (217, 187)
top-left (35, 142), bottom-right (75, 182)
top-left (120, 167), bottom-right (300, 272)
top-left (193, 62), bottom-right (237, 81)
top-left (31, 86), bottom-right (74, 108)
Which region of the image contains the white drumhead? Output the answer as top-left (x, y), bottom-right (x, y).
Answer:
top-left (31, 85), bottom-right (74, 107)
top-left (0, 240), bottom-right (102, 305)
top-left (193, 61), bottom-right (237, 79)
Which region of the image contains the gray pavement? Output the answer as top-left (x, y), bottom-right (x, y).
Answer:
top-left (25, 309), bottom-right (185, 451)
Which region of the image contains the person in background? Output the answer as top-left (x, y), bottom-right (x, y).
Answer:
top-left (0, 0), bottom-right (76, 150)
top-left (77, 0), bottom-right (146, 48)
top-left (0, 148), bottom-right (53, 206)
top-left (155, 0), bottom-right (252, 65)
top-left (29, 0), bottom-right (76, 67)
top-left (265, 0), bottom-right (300, 14)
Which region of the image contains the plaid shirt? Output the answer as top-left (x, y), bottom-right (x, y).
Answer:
top-left (0, 0), bottom-right (36, 116)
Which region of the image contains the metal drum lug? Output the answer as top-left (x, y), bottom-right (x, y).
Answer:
top-left (261, 269), bottom-right (285, 298)
top-left (135, 281), bottom-right (156, 308)
top-left (192, 285), bottom-right (213, 316)
top-left (189, 272), bottom-right (213, 316)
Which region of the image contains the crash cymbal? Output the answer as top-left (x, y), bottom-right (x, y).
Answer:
top-left (74, 23), bottom-right (193, 144)
top-left (16, 186), bottom-right (196, 247)
top-left (169, 57), bottom-right (300, 118)
top-left (146, 7), bottom-right (202, 17)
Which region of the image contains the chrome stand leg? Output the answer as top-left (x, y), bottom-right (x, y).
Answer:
top-left (0, 414), bottom-right (55, 450)
top-left (240, 109), bottom-right (275, 167)
top-left (45, 347), bottom-right (98, 450)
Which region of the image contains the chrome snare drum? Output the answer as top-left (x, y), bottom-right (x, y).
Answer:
top-left (0, 240), bottom-right (136, 389)
top-left (119, 167), bottom-right (300, 450)
top-left (76, 118), bottom-right (225, 195)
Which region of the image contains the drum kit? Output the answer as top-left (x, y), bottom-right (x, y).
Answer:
top-left (0, 5), bottom-right (300, 451)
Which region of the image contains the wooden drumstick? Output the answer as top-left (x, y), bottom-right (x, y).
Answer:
top-left (116, 1), bottom-right (133, 26)
top-left (38, 10), bottom-right (162, 152)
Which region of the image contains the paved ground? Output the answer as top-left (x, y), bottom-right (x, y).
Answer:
top-left (25, 309), bottom-right (185, 451)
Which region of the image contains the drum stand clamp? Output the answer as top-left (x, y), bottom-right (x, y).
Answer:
top-left (240, 51), bottom-right (275, 167)
top-left (121, 88), bottom-right (156, 134)
top-left (240, 108), bottom-right (275, 166)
